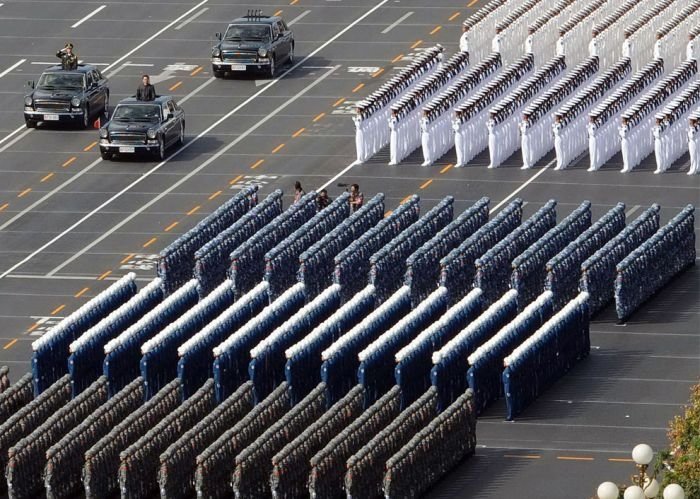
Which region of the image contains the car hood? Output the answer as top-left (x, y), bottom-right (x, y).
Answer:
top-left (219, 41), bottom-right (264, 51)
top-left (32, 88), bottom-right (79, 100)
top-left (107, 121), bottom-right (154, 133)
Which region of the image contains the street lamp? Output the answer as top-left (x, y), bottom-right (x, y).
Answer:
top-left (595, 444), bottom-right (685, 499)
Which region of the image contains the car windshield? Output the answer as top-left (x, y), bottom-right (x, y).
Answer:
top-left (37, 73), bottom-right (84, 90)
top-left (224, 24), bottom-right (271, 42)
top-left (112, 104), bottom-right (161, 122)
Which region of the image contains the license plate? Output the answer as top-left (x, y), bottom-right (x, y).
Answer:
top-left (119, 146), bottom-right (135, 153)
top-left (43, 114), bottom-right (59, 121)
top-left (230, 64), bottom-right (247, 71)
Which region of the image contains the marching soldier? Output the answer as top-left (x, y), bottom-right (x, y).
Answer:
top-left (56, 43), bottom-right (78, 70)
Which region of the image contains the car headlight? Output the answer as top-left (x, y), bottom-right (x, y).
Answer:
top-left (24, 96), bottom-right (33, 107)
top-left (71, 97), bottom-right (81, 108)
top-left (99, 128), bottom-right (109, 139)
top-left (147, 129), bottom-right (157, 139)
top-left (212, 48), bottom-right (221, 58)
top-left (258, 47), bottom-right (268, 58)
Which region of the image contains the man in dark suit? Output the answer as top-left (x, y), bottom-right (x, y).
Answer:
top-left (136, 75), bottom-right (157, 101)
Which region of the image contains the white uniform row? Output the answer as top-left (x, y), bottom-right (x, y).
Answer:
top-left (652, 0), bottom-right (700, 69)
top-left (620, 58), bottom-right (698, 172)
top-left (353, 46), bottom-right (444, 163)
top-left (451, 54), bottom-right (537, 167)
top-left (389, 51), bottom-right (470, 165)
top-left (459, 0), bottom-right (509, 61)
top-left (588, 59), bottom-right (664, 171)
top-left (589, 0), bottom-right (652, 69)
top-left (421, 54), bottom-right (503, 166)
top-left (554, 57), bottom-right (632, 170)
top-left (486, 55), bottom-right (567, 168)
top-left (622, 0), bottom-right (678, 71)
top-left (555, 0), bottom-right (609, 66)
top-left (689, 109), bottom-right (700, 174)
top-left (525, 0), bottom-right (585, 62)
top-left (521, 56), bottom-right (600, 169)
top-left (653, 80), bottom-right (700, 173)
top-left (492, 0), bottom-right (547, 65)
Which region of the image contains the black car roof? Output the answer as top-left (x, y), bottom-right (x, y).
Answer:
top-left (43, 64), bottom-right (98, 74)
top-left (118, 96), bottom-right (172, 105)
top-left (229, 15), bottom-right (280, 25)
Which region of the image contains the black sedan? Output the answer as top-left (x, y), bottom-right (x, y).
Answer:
top-left (98, 96), bottom-right (185, 161)
top-left (24, 64), bottom-right (109, 129)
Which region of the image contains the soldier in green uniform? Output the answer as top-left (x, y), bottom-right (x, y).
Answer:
top-left (56, 43), bottom-right (78, 70)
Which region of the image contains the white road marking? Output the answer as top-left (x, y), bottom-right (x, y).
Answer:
top-left (1, 0), bottom-right (388, 278)
top-left (71, 5), bottom-right (106, 28)
top-left (489, 158), bottom-right (555, 214)
top-left (304, 66), bottom-right (335, 69)
top-left (0, 69), bottom-right (217, 233)
top-left (104, 61), bottom-right (132, 78)
top-left (625, 204), bottom-right (641, 217)
top-left (0, 59), bottom-right (26, 79)
top-left (288, 10), bottom-right (312, 26)
top-left (45, 66), bottom-right (340, 277)
top-left (255, 79), bottom-right (273, 87)
top-left (317, 160), bottom-right (360, 191)
top-left (0, 129), bottom-right (32, 154)
top-left (174, 7), bottom-right (209, 30)
top-left (381, 11), bottom-right (413, 34)
top-left (0, 0), bottom-right (209, 148)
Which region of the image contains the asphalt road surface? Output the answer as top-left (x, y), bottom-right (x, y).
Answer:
top-left (0, 1), bottom-right (698, 498)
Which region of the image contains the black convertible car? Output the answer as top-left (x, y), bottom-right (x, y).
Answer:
top-left (211, 11), bottom-right (294, 78)
top-left (23, 64), bottom-right (109, 129)
top-left (98, 96), bottom-right (185, 161)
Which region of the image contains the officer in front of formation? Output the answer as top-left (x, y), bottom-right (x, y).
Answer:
top-left (56, 43), bottom-right (78, 70)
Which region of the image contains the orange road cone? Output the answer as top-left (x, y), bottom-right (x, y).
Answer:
top-left (93, 117), bottom-right (101, 129)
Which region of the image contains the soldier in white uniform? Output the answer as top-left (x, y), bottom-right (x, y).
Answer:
top-left (689, 115), bottom-right (699, 175)
top-left (622, 33), bottom-right (633, 58)
top-left (653, 33), bottom-right (663, 60)
top-left (620, 116), bottom-right (631, 173)
top-left (688, 34), bottom-right (696, 61)
top-left (588, 30), bottom-right (599, 58)
top-left (525, 27), bottom-right (535, 55)
top-left (492, 27), bottom-right (502, 54)
top-left (556, 33), bottom-right (565, 57)
top-left (459, 23), bottom-right (469, 53)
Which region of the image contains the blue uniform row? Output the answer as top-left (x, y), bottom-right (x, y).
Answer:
top-left (157, 186), bottom-right (258, 295)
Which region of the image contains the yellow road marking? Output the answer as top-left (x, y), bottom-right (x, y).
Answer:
top-left (41, 172), bottom-right (54, 182)
top-left (352, 83), bottom-right (364, 93)
top-left (51, 304), bottom-right (66, 315)
top-left (391, 54), bottom-right (404, 63)
top-left (440, 163), bottom-right (453, 174)
top-left (169, 81), bottom-right (183, 91)
top-left (449, 12), bottom-right (461, 21)
top-left (62, 156), bottom-right (77, 167)
top-left (400, 195), bottom-right (413, 204)
top-left (165, 221), bottom-right (179, 232)
top-left (419, 179), bottom-right (433, 189)
top-left (120, 253), bottom-right (134, 264)
top-left (190, 66), bottom-right (203, 76)
top-left (18, 188), bottom-right (31, 198)
top-left (209, 190), bottom-right (222, 200)
top-left (292, 127), bottom-right (306, 138)
top-left (608, 458), bottom-right (635, 463)
top-left (250, 160), bottom-right (264, 170)
top-left (372, 68), bottom-right (385, 78)
top-left (274, 9), bottom-right (283, 16)
top-left (430, 26), bottom-right (442, 35)
top-left (83, 141), bottom-right (97, 152)
top-left (272, 143), bottom-right (286, 154)
top-left (290, 0), bottom-right (299, 4)
top-left (27, 322), bottom-right (39, 333)
top-left (504, 454), bottom-right (541, 459)
top-left (557, 456), bottom-right (594, 461)
top-left (333, 97), bottom-right (345, 107)
top-left (75, 287), bottom-right (90, 298)
top-left (467, 0), bottom-right (479, 6)
top-left (411, 40), bottom-right (422, 49)
top-left (97, 270), bottom-right (112, 281)
top-left (313, 112), bottom-right (326, 122)
top-left (0, 203), bottom-right (9, 212)
top-left (230, 174), bottom-right (244, 184)
top-left (143, 237), bottom-right (157, 248)
top-left (384, 210), bottom-right (393, 217)
top-left (3, 339), bottom-right (18, 350)
top-left (187, 205), bottom-right (201, 216)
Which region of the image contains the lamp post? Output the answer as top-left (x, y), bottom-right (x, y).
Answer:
top-left (595, 444), bottom-right (685, 499)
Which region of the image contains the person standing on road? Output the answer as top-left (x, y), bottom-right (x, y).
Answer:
top-left (349, 184), bottom-right (363, 213)
top-left (294, 181), bottom-right (305, 203)
top-left (317, 189), bottom-right (330, 210)
top-left (136, 75), bottom-right (157, 101)
top-left (459, 23), bottom-right (469, 53)
top-left (56, 43), bottom-right (78, 70)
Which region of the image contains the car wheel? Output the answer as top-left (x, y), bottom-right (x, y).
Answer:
top-left (213, 67), bottom-right (225, 78)
top-left (178, 122), bottom-right (185, 145)
top-left (81, 105), bottom-right (90, 129)
top-left (100, 150), bottom-right (112, 161)
top-left (155, 137), bottom-right (166, 161)
top-left (25, 119), bottom-right (37, 129)
top-left (268, 56), bottom-right (276, 78)
top-left (288, 45), bottom-right (294, 65)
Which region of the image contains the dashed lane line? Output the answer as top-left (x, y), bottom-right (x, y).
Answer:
top-left (381, 11), bottom-right (414, 34)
